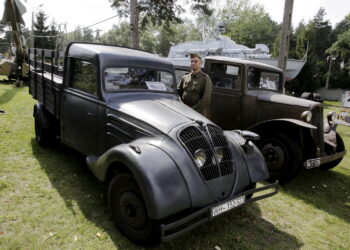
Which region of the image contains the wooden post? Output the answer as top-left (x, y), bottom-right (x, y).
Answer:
top-left (278, 0), bottom-right (294, 73)
top-left (130, 0), bottom-right (139, 49)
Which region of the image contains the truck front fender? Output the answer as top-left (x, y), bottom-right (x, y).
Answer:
top-left (247, 118), bottom-right (316, 132)
top-left (86, 143), bottom-right (190, 220)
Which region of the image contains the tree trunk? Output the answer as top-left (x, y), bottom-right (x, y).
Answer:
top-left (278, 0), bottom-right (294, 74)
top-left (130, 0), bottom-right (139, 49)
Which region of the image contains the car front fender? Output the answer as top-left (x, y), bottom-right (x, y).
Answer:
top-left (224, 130), bottom-right (269, 184)
top-left (86, 143), bottom-right (191, 220)
top-left (247, 118), bottom-right (316, 132)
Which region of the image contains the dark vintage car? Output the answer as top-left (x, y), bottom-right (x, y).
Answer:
top-left (173, 56), bottom-right (346, 183)
top-left (28, 43), bottom-right (277, 244)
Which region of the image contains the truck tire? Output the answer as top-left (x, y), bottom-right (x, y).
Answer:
top-left (259, 133), bottom-right (302, 184)
top-left (108, 173), bottom-right (160, 245)
top-left (320, 133), bottom-right (345, 170)
top-left (34, 107), bottom-right (55, 147)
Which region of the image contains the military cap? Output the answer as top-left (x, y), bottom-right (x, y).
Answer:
top-left (190, 53), bottom-right (202, 60)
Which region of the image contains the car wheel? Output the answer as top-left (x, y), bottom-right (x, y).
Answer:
top-left (259, 133), bottom-right (302, 184)
top-left (108, 173), bottom-right (160, 245)
top-left (34, 109), bottom-right (54, 147)
top-left (320, 133), bottom-right (345, 170)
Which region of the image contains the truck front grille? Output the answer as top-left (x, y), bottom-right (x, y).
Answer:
top-left (179, 124), bottom-right (234, 180)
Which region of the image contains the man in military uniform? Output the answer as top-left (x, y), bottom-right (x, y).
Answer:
top-left (177, 53), bottom-right (213, 117)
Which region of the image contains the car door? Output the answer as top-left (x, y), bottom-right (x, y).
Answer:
top-left (206, 62), bottom-right (243, 130)
top-left (61, 58), bottom-right (100, 155)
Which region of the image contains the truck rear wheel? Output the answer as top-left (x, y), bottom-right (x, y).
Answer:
top-left (259, 133), bottom-right (302, 184)
top-left (108, 173), bottom-right (160, 245)
top-left (320, 133), bottom-right (345, 170)
top-left (34, 106), bottom-right (56, 147)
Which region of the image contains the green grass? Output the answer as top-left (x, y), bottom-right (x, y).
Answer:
top-left (0, 83), bottom-right (349, 249)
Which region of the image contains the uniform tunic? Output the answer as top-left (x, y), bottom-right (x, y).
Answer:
top-left (177, 71), bottom-right (213, 116)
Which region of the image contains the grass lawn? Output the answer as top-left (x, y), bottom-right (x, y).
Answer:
top-left (0, 83), bottom-right (349, 249)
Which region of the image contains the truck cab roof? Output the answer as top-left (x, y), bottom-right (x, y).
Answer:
top-left (66, 42), bottom-right (175, 72)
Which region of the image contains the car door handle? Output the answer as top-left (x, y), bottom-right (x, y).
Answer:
top-left (87, 112), bottom-right (96, 117)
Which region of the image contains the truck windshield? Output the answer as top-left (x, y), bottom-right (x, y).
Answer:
top-left (247, 67), bottom-right (282, 92)
top-left (104, 67), bottom-right (175, 93)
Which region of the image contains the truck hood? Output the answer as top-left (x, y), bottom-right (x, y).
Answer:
top-left (107, 94), bottom-right (211, 134)
top-left (256, 91), bottom-right (315, 108)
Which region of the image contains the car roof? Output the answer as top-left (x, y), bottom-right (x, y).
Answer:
top-left (66, 42), bottom-right (175, 71)
top-left (205, 56), bottom-right (283, 73)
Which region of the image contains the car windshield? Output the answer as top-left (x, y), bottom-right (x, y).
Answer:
top-left (247, 67), bottom-right (282, 92)
top-left (104, 67), bottom-right (175, 93)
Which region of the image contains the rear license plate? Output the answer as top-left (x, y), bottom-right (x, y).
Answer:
top-left (305, 158), bottom-right (321, 169)
top-left (211, 195), bottom-right (245, 217)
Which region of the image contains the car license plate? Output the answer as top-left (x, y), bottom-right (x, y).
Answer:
top-left (305, 158), bottom-right (321, 169)
top-left (211, 195), bottom-right (245, 217)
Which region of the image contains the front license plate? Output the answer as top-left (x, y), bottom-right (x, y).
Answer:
top-left (211, 195), bottom-right (245, 217)
top-left (305, 158), bottom-right (321, 169)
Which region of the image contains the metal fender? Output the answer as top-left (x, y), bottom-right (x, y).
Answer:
top-left (86, 143), bottom-right (191, 219)
top-left (224, 130), bottom-right (269, 183)
top-left (33, 103), bottom-right (50, 129)
top-left (247, 118), bottom-right (316, 132)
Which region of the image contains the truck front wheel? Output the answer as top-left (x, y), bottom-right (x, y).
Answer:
top-left (108, 173), bottom-right (160, 245)
top-left (259, 133), bottom-right (302, 184)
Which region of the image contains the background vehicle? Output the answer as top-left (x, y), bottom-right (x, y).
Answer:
top-left (173, 56), bottom-right (346, 183)
top-left (28, 43), bottom-right (277, 244)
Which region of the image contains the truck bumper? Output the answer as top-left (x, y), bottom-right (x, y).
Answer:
top-left (160, 182), bottom-right (278, 242)
top-left (303, 150), bottom-right (347, 169)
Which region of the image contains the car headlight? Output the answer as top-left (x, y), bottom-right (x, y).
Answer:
top-left (327, 111), bottom-right (337, 122)
top-left (212, 147), bottom-right (224, 164)
top-left (301, 111), bottom-right (312, 123)
top-left (194, 150), bottom-right (207, 168)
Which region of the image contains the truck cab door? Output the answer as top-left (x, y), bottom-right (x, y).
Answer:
top-left (61, 59), bottom-right (100, 155)
top-left (205, 61), bottom-right (243, 130)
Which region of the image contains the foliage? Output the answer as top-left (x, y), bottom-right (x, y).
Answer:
top-left (101, 19), bottom-right (201, 56)
top-left (286, 8), bottom-right (334, 94)
top-left (66, 26), bottom-right (98, 44)
top-left (100, 22), bottom-right (131, 47)
top-left (217, 0), bottom-right (279, 49)
top-left (325, 14), bottom-right (350, 89)
top-left (33, 11), bottom-right (59, 49)
top-left (0, 84), bottom-right (350, 249)
top-left (109, 0), bottom-right (212, 48)
top-left (110, 0), bottom-right (212, 27)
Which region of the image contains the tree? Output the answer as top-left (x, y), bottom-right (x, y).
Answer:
top-left (109, 0), bottom-right (212, 48)
top-left (82, 27), bottom-right (94, 42)
top-left (47, 20), bottom-right (59, 50)
top-left (286, 8), bottom-right (334, 94)
top-left (100, 22), bottom-right (131, 46)
top-left (33, 10), bottom-right (49, 49)
top-left (218, 0), bottom-right (279, 49)
top-left (326, 14), bottom-right (350, 89)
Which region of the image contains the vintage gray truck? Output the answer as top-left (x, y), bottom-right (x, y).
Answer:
top-left (172, 56), bottom-right (346, 183)
top-left (28, 43), bottom-right (277, 244)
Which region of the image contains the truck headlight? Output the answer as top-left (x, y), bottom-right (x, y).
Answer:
top-left (301, 111), bottom-right (312, 123)
top-left (194, 150), bottom-right (206, 168)
top-left (212, 147), bottom-right (224, 164)
top-left (327, 111), bottom-right (337, 122)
